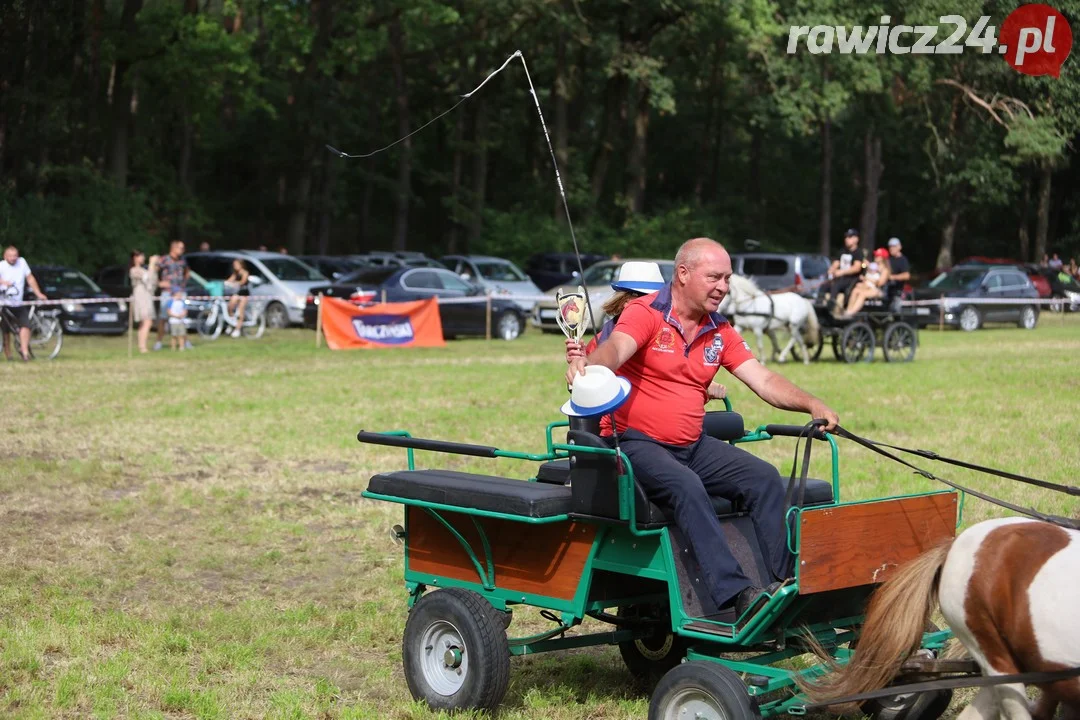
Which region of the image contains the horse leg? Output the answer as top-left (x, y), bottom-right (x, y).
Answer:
top-left (994, 682), bottom-right (1033, 720)
top-left (754, 328), bottom-right (768, 365)
top-left (957, 687), bottom-right (1000, 720)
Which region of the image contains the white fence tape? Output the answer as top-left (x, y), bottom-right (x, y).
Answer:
top-left (899, 297), bottom-right (1077, 307)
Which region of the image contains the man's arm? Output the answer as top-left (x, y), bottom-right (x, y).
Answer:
top-left (565, 330), bottom-right (640, 384)
top-left (731, 359), bottom-right (839, 430)
top-left (25, 272), bottom-right (46, 300)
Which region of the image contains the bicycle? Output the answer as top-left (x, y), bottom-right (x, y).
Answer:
top-left (0, 302), bottom-right (63, 360)
top-left (195, 296), bottom-right (266, 340)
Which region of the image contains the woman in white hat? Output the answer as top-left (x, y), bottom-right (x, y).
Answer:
top-left (565, 261), bottom-right (725, 401)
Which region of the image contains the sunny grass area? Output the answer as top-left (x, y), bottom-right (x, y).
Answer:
top-left (1, 317), bottom-right (1078, 719)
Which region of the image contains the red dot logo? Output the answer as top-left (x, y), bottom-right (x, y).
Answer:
top-left (1000, 4), bottom-right (1072, 78)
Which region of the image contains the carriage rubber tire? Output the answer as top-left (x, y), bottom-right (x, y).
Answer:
top-left (958, 306), bottom-right (981, 332)
top-left (264, 301), bottom-right (289, 330)
top-left (860, 622), bottom-right (952, 720)
top-left (831, 336), bottom-right (844, 362)
top-left (1017, 305), bottom-right (1038, 330)
top-left (617, 604), bottom-right (690, 689)
top-left (402, 588), bottom-right (510, 712)
top-left (812, 335), bottom-right (826, 361)
top-left (840, 322), bottom-right (875, 363)
top-left (649, 661), bottom-right (761, 720)
top-left (883, 322), bottom-right (917, 363)
top-left (496, 310), bottom-right (523, 341)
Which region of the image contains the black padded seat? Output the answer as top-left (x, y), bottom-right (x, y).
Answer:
top-left (367, 470), bottom-right (572, 518)
top-left (536, 459), bottom-right (571, 485)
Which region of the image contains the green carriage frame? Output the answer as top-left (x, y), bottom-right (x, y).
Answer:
top-left (360, 404), bottom-right (961, 717)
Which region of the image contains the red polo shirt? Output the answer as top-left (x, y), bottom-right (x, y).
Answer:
top-left (603, 286), bottom-right (754, 445)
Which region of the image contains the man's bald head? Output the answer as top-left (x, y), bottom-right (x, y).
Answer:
top-left (675, 238), bottom-right (729, 273)
top-left (672, 238), bottom-right (732, 316)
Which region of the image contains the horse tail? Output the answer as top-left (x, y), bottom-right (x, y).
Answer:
top-left (797, 539), bottom-right (955, 704)
top-left (802, 299), bottom-right (819, 347)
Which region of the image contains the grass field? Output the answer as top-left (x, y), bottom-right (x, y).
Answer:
top-left (2, 317), bottom-right (1078, 719)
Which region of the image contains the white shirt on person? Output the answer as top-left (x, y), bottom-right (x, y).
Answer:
top-left (0, 257), bottom-right (31, 305)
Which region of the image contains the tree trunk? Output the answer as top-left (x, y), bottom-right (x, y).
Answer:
top-left (286, 167), bottom-right (313, 254)
top-left (388, 16), bottom-right (411, 252)
top-left (552, 30), bottom-right (570, 222)
top-left (358, 161), bottom-right (375, 250)
top-left (695, 48), bottom-right (722, 206)
top-left (316, 154), bottom-right (337, 254)
top-left (818, 118), bottom-right (833, 257)
top-left (1034, 163), bottom-right (1051, 262)
top-left (1018, 175), bottom-right (1031, 262)
top-left (177, 117), bottom-right (194, 242)
top-left (105, 0), bottom-right (143, 187)
top-left (87, 0), bottom-right (105, 164)
top-left (589, 74), bottom-right (626, 208)
top-left (749, 128), bottom-right (763, 236)
top-left (624, 82), bottom-right (650, 215)
top-left (935, 203), bottom-right (962, 271)
top-left (859, 128), bottom-right (883, 249)
top-left (445, 102), bottom-right (467, 253)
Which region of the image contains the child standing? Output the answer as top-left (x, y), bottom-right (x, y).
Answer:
top-left (167, 294), bottom-right (188, 351)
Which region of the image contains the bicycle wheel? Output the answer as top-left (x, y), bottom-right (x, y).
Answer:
top-left (30, 311), bottom-right (63, 360)
top-left (242, 308), bottom-right (266, 339)
top-left (196, 305), bottom-right (223, 340)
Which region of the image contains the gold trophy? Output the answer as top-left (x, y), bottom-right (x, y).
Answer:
top-left (555, 286), bottom-right (592, 344)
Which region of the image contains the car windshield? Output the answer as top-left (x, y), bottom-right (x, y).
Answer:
top-left (928, 269), bottom-right (985, 290)
top-left (800, 256), bottom-right (830, 278)
top-left (34, 269), bottom-right (101, 294)
top-left (475, 261), bottom-right (527, 282)
top-left (258, 257), bottom-right (327, 282)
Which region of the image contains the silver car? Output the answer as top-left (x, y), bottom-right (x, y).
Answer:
top-left (441, 255), bottom-right (545, 311)
top-left (185, 251), bottom-right (329, 328)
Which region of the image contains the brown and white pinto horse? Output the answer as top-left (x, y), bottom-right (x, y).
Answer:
top-left (803, 517), bottom-right (1080, 720)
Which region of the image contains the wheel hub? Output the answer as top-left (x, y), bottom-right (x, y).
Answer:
top-left (419, 620), bottom-right (468, 695)
top-left (443, 646), bottom-right (463, 669)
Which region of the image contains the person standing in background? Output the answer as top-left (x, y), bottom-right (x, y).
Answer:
top-left (129, 251), bottom-right (159, 354)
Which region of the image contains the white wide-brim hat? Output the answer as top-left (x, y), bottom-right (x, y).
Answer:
top-left (611, 261), bottom-right (665, 294)
top-left (560, 365), bottom-right (632, 417)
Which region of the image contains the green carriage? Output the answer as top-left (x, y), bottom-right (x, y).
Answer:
top-left (358, 405), bottom-right (959, 719)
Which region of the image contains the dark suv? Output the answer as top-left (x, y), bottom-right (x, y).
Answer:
top-left (913, 264), bottom-right (1040, 331)
top-left (523, 252), bottom-right (607, 292)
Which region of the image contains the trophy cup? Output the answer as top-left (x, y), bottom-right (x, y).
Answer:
top-left (554, 286), bottom-right (592, 345)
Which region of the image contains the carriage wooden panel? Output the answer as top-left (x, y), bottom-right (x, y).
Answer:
top-left (797, 492), bottom-right (957, 595)
top-left (406, 507), bottom-right (596, 601)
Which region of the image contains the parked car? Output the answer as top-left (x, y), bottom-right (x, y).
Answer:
top-left (355, 251), bottom-right (448, 269)
top-left (1044, 269), bottom-right (1080, 311)
top-left (531, 258), bottom-right (674, 334)
top-left (303, 266), bottom-right (527, 340)
top-left (730, 252), bottom-right (832, 298)
top-left (185, 251), bottom-right (328, 328)
top-left (94, 264), bottom-right (218, 331)
top-left (913, 264), bottom-right (1040, 331)
top-left (30, 265), bottom-right (128, 335)
top-left (939, 257), bottom-right (1052, 299)
top-left (523, 252), bottom-right (608, 292)
top-left (297, 255), bottom-right (368, 281)
top-left (440, 255), bottom-right (544, 311)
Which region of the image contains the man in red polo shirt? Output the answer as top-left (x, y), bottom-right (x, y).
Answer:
top-left (566, 238), bottom-right (839, 626)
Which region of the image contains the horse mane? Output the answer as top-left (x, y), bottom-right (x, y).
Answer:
top-left (728, 273), bottom-right (762, 297)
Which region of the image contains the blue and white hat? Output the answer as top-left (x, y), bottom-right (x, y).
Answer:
top-left (560, 365), bottom-right (632, 417)
top-left (611, 261), bottom-right (666, 294)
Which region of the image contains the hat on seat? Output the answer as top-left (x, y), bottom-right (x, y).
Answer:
top-left (561, 365), bottom-right (632, 417)
top-left (611, 261), bottom-right (666, 293)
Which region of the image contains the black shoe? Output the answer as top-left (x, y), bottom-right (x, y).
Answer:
top-left (734, 581), bottom-right (783, 629)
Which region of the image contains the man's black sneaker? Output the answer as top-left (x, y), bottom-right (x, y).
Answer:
top-left (734, 581), bottom-right (783, 629)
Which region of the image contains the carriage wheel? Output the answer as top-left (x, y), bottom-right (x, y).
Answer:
top-left (831, 335), bottom-right (844, 362)
top-left (840, 322), bottom-right (875, 363)
top-left (617, 604), bottom-right (689, 688)
top-left (883, 322), bottom-right (917, 363)
top-left (861, 624), bottom-right (952, 720)
top-left (650, 661), bottom-right (760, 720)
top-left (402, 588), bottom-right (510, 712)
top-left (812, 335), bottom-right (826, 361)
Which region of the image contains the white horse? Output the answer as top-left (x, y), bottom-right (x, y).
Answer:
top-left (719, 274), bottom-right (820, 365)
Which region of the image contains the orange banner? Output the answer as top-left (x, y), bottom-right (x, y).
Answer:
top-left (320, 296), bottom-right (446, 350)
